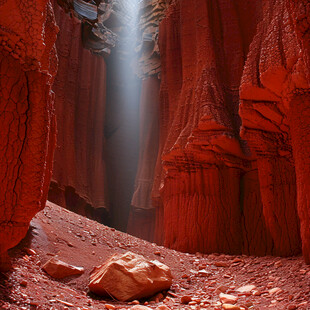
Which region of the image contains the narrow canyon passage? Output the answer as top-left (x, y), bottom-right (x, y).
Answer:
top-left (0, 0), bottom-right (310, 309)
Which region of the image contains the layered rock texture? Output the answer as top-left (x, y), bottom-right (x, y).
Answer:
top-left (0, 0), bottom-right (58, 270)
top-left (239, 0), bottom-right (310, 262)
top-left (48, 2), bottom-right (108, 219)
top-left (129, 0), bottom-right (310, 263)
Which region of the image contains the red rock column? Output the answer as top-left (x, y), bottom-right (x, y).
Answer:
top-left (152, 0), bottom-right (264, 255)
top-left (50, 3), bottom-right (107, 214)
top-left (289, 94), bottom-right (310, 263)
top-left (0, 1), bottom-right (58, 270)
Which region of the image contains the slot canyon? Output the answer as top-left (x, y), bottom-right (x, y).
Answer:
top-left (0, 0), bottom-right (310, 309)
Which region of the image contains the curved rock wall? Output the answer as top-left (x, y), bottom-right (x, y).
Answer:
top-left (0, 0), bottom-right (58, 270)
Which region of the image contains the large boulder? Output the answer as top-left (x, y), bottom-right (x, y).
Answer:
top-left (88, 252), bottom-right (173, 301)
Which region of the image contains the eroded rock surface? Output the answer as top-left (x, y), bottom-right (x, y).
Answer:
top-left (239, 0), bottom-right (310, 261)
top-left (0, 0), bottom-right (58, 270)
top-left (130, 0), bottom-right (309, 262)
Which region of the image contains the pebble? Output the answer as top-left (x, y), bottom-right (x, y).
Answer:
top-left (236, 285), bottom-right (256, 293)
top-left (215, 285), bottom-right (229, 294)
top-left (181, 295), bottom-right (192, 304)
top-left (155, 306), bottom-right (171, 310)
top-left (128, 300), bottom-right (140, 305)
top-left (268, 287), bottom-right (283, 295)
top-left (219, 293), bottom-right (238, 304)
top-left (214, 261), bottom-right (229, 267)
top-left (222, 304), bottom-right (241, 310)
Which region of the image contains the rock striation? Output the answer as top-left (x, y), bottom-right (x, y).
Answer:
top-left (150, 0), bottom-right (269, 255)
top-left (0, 0), bottom-right (58, 270)
top-left (239, 0), bottom-right (310, 262)
top-left (131, 0), bottom-right (310, 262)
top-left (48, 2), bottom-right (108, 216)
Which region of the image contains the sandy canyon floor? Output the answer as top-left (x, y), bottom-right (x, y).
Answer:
top-left (0, 202), bottom-right (309, 310)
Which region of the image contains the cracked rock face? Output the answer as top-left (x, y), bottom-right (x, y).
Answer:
top-left (0, 0), bottom-right (58, 270)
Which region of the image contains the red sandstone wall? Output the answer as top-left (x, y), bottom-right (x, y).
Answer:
top-left (0, 1), bottom-right (58, 270)
top-left (240, 0), bottom-right (309, 262)
top-left (49, 3), bottom-right (107, 214)
top-left (142, 0), bottom-right (309, 261)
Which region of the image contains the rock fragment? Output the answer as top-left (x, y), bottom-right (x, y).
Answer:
top-left (219, 293), bottom-right (238, 304)
top-left (88, 252), bottom-right (172, 301)
top-left (42, 257), bottom-right (84, 279)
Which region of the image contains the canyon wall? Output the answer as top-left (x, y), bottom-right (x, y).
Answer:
top-left (48, 3), bottom-right (108, 222)
top-left (0, 1), bottom-right (58, 270)
top-left (131, 0), bottom-right (309, 262)
top-left (240, 0), bottom-right (310, 262)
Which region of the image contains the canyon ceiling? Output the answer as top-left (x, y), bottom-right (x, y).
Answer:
top-left (0, 0), bottom-right (309, 271)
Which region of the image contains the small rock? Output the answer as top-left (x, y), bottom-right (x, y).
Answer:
top-left (214, 261), bottom-right (229, 268)
top-left (105, 304), bottom-right (116, 310)
top-left (181, 295), bottom-right (192, 304)
top-left (156, 306), bottom-right (171, 310)
top-left (215, 285), bottom-right (229, 294)
top-left (128, 300), bottom-right (140, 305)
top-left (197, 270), bottom-right (210, 277)
top-left (130, 306), bottom-right (152, 310)
top-left (287, 305), bottom-right (297, 310)
top-left (24, 248), bottom-right (36, 256)
top-left (236, 285), bottom-right (256, 293)
top-left (20, 280), bottom-right (27, 287)
top-left (268, 287), bottom-right (283, 296)
top-left (274, 261), bottom-right (283, 268)
top-left (222, 304), bottom-right (240, 310)
top-left (253, 290), bottom-right (262, 296)
top-left (42, 257), bottom-right (84, 279)
top-left (219, 293), bottom-right (238, 304)
top-left (154, 251), bottom-right (161, 256)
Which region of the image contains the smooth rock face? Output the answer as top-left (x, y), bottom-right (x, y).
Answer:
top-left (0, 0), bottom-right (57, 270)
top-left (89, 252), bottom-right (173, 301)
top-left (42, 257), bottom-right (84, 279)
